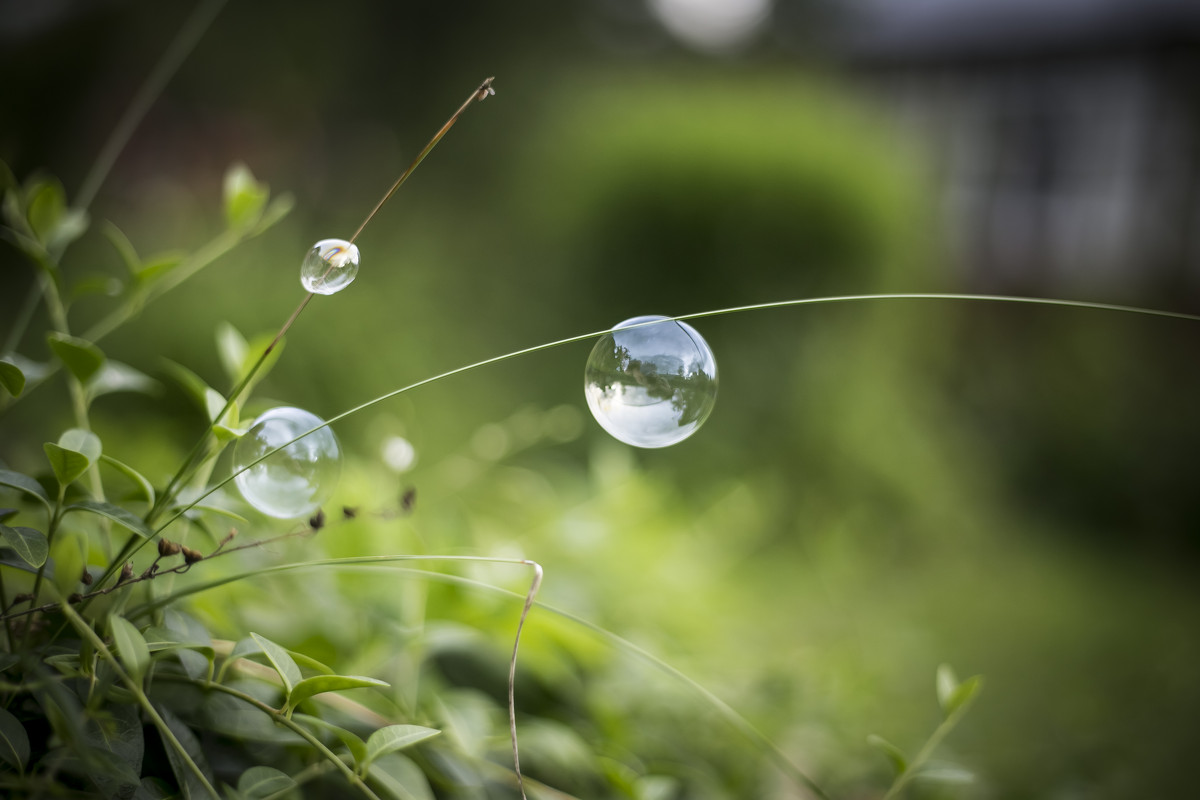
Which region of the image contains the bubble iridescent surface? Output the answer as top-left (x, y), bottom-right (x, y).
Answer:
top-left (584, 315), bottom-right (717, 448)
top-left (233, 407), bottom-right (342, 518)
top-left (300, 238), bottom-right (360, 295)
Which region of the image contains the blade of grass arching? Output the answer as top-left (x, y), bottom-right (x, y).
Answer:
top-left (155, 291), bottom-right (1200, 539)
top-left (126, 557), bottom-right (828, 800)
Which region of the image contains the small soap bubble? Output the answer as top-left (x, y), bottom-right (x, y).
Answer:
top-left (301, 238), bottom-right (360, 295)
top-left (234, 407), bottom-right (342, 518)
top-left (584, 315), bottom-right (717, 448)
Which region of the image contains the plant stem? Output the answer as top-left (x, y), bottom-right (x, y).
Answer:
top-left (156, 674), bottom-right (384, 800)
top-left (60, 602), bottom-right (221, 799)
top-left (349, 77), bottom-right (495, 244)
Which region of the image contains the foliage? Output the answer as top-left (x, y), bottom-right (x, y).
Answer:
top-left (0, 8), bottom-right (1000, 800)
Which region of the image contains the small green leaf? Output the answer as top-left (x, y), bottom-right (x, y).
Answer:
top-left (867, 734), bottom-right (908, 777)
top-left (366, 753), bottom-right (434, 800)
top-left (161, 359), bottom-right (215, 413)
top-left (237, 765), bottom-right (296, 799)
top-left (110, 616), bottom-right (151, 684)
top-left (102, 221), bottom-right (141, 275)
top-left (136, 252), bottom-right (185, 283)
top-left (216, 321), bottom-right (248, 384)
top-left (0, 358), bottom-right (25, 397)
top-left (156, 705), bottom-right (214, 799)
top-left (223, 163), bottom-right (268, 231)
top-left (64, 500), bottom-right (153, 539)
top-left (69, 274), bottom-right (122, 301)
top-left (0, 469), bottom-right (51, 508)
top-left (294, 714), bottom-right (368, 768)
top-left (59, 428), bottom-right (102, 462)
top-left (363, 725), bottom-right (440, 771)
top-left (204, 388), bottom-right (246, 440)
top-left (51, 532), bottom-right (85, 599)
top-left (87, 361), bottom-right (160, 403)
top-left (286, 675), bottom-right (389, 712)
top-left (99, 455), bottom-right (156, 506)
top-left (26, 177), bottom-right (65, 244)
top-left (0, 524), bottom-right (48, 567)
top-left (44, 444), bottom-right (92, 488)
top-left (250, 192), bottom-right (294, 237)
top-left (936, 664), bottom-right (959, 715)
top-left (0, 706), bottom-right (30, 773)
top-left (914, 762), bottom-right (976, 784)
top-left (249, 633), bottom-right (301, 695)
top-left (944, 675), bottom-right (984, 717)
top-left (47, 332), bottom-right (105, 384)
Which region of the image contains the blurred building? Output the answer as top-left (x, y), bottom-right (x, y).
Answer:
top-left (841, 0), bottom-right (1200, 298)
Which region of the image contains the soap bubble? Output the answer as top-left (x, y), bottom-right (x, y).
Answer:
top-left (584, 315), bottom-right (717, 448)
top-left (234, 407), bottom-right (342, 518)
top-left (301, 238), bottom-right (360, 295)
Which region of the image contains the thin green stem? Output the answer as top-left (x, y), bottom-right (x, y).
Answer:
top-left (59, 603), bottom-right (220, 799)
top-left (882, 694), bottom-right (980, 800)
top-left (349, 77), bottom-right (495, 244)
top-left (74, 0), bottom-right (230, 212)
top-left (155, 674), bottom-right (384, 800)
top-left (155, 291), bottom-right (1200, 538)
top-left (148, 76), bottom-right (496, 526)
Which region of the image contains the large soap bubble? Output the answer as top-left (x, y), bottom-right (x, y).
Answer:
top-left (584, 315), bottom-right (717, 448)
top-left (234, 407), bottom-right (342, 518)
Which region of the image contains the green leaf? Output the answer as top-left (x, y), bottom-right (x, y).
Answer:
top-left (87, 361), bottom-right (160, 403)
top-left (155, 705), bottom-right (214, 800)
top-left (26, 177), bottom-right (65, 244)
top-left (294, 714), bottom-right (368, 768)
top-left (250, 192), bottom-right (294, 237)
top-left (103, 221), bottom-right (141, 275)
top-left (363, 725), bottom-right (440, 771)
top-left (204, 388), bottom-right (246, 441)
top-left (45, 428), bottom-right (103, 488)
top-left (51, 531), bottom-right (85, 599)
top-left (69, 274), bottom-right (123, 301)
top-left (223, 163), bottom-right (268, 231)
top-left (99, 455), bottom-right (156, 506)
top-left (936, 664), bottom-right (958, 714)
top-left (237, 766), bottom-right (296, 799)
top-left (944, 675), bottom-right (984, 717)
top-left (249, 633), bottom-right (301, 695)
top-left (64, 500), bottom-right (153, 539)
top-left (110, 616), bottom-right (151, 683)
top-left (289, 651), bottom-right (334, 676)
top-left (366, 753), bottom-right (434, 800)
top-left (47, 332), bottom-right (105, 384)
top-left (0, 357), bottom-right (25, 397)
top-left (0, 469), bottom-right (51, 508)
top-left (59, 428), bottom-right (102, 462)
top-left (0, 524), bottom-right (48, 567)
top-left (286, 675), bottom-right (389, 712)
top-left (216, 321), bottom-right (248, 384)
top-left (161, 359), bottom-right (215, 413)
top-left (914, 762), bottom-right (976, 784)
top-left (867, 733), bottom-right (908, 777)
top-left (0, 706), bottom-right (30, 773)
top-left (135, 252), bottom-right (184, 283)
top-left (83, 703), bottom-right (144, 798)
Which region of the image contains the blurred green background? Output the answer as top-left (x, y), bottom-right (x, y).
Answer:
top-left (3, 0), bottom-right (1200, 797)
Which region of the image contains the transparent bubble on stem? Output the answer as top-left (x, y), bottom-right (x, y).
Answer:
top-left (301, 238), bottom-right (360, 295)
top-left (584, 315), bottom-right (718, 448)
top-left (234, 407), bottom-right (342, 518)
